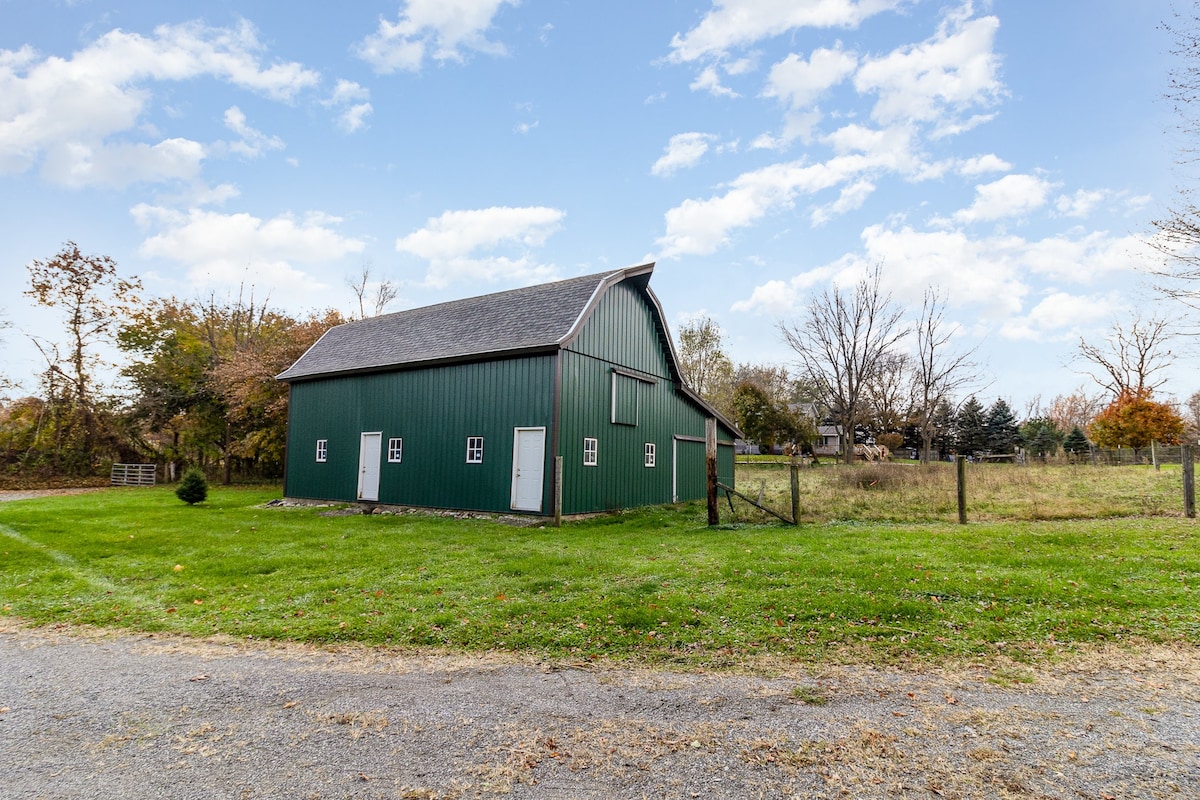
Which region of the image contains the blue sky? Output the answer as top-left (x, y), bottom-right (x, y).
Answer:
top-left (0, 0), bottom-right (1189, 413)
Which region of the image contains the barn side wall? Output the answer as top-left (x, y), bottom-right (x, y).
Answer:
top-left (284, 355), bottom-right (555, 513)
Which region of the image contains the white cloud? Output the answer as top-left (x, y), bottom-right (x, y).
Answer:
top-left (658, 126), bottom-right (925, 257)
top-left (733, 222), bottom-right (1157, 343)
top-left (948, 173), bottom-right (1056, 225)
top-left (395, 206), bottom-right (565, 288)
top-left (1000, 291), bottom-right (1125, 341)
top-left (41, 137), bottom-right (206, 189)
top-left (131, 204), bottom-right (365, 303)
top-left (668, 0), bottom-right (903, 63)
top-left (323, 80), bottom-right (373, 133)
top-left (0, 20), bottom-right (319, 185)
top-left (690, 65), bottom-right (739, 97)
top-left (1055, 188), bottom-right (1109, 218)
top-left (651, 132), bottom-right (716, 176)
top-left (854, 5), bottom-right (1004, 131)
top-left (811, 178), bottom-right (875, 225)
top-left (957, 153), bottom-right (1012, 176)
top-left (222, 106), bottom-right (285, 157)
top-left (355, 0), bottom-right (518, 73)
top-left (764, 46), bottom-right (858, 111)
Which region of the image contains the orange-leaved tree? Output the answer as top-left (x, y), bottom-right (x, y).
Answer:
top-left (1087, 390), bottom-right (1185, 459)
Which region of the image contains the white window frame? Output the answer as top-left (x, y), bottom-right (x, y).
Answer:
top-left (315, 439), bottom-right (327, 463)
top-left (583, 437), bottom-right (598, 467)
top-left (466, 436), bottom-right (484, 464)
top-left (387, 437), bottom-right (403, 463)
top-left (644, 442), bottom-right (656, 468)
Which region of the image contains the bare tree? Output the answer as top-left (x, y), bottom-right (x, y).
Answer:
top-left (863, 350), bottom-right (910, 437)
top-left (348, 259), bottom-right (399, 319)
top-left (780, 266), bottom-right (905, 463)
top-left (909, 288), bottom-right (980, 464)
top-left (1075, 315), bottom-right (1175, 398)
top-left (1150, 8), bottom-right (1200, 314)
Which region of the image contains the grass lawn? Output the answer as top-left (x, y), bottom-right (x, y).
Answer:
top-left (1, 467), bottom-right (1197, 667)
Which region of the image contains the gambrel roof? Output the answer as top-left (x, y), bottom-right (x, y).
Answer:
top-left (276, 261), bottom-right (741, 436)
top-left (277, 264), bottom-right (653, 382)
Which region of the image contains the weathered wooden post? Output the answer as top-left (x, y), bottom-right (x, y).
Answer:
top-left (956, 455), bottom-right (967, 524)
top-left (1184, 445), bottom-right (1195, 519)
top-left (554, 455), bottom-right (564, 527)
top-left (1152, 440), bottom-right (1160, 471)
top-left (790, 460), bottom-right (801, 525)
top-left (706, 417), bottom-right (719, 526)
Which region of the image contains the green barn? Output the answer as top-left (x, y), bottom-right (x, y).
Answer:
top-left (276, 263), bottom-right (740, 515)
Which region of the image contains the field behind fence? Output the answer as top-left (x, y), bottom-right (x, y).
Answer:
top-left (728, 461), bottom-right (1194, 525)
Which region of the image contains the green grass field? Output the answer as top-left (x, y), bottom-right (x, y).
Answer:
top-left (1, 464), bottom-right (1197, 667)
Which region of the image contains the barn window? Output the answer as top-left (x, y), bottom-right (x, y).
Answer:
top-left (583, 437), bottom-right (598, 466)
top-left (644, 442), bottom-right (656, 467)
top-left (466, 436), bottom-right (484, 463)
top-left (611, 373), bottom-right (639, 425)
top-left (315, 439), bottom-right (327, 463)
top-left (388, 438), bottom-right (403, 463)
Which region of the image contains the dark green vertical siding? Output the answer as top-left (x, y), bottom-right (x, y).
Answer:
top-left (285, 355), bottom-right (555, 513)
top-left (560, 283), bottom-right (736, 514)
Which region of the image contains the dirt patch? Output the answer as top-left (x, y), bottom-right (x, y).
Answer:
top-left (2, 621), bottom-right (1198, 799)
top-left (0, 487), bottom-right (105, 502)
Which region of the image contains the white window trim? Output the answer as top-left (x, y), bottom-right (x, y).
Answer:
top-left (644, 442), bottom-right (656, 468)
top-left (583, 437), bottom-right (598, 467)
top-left (315, 439), bottom-right (327, 463)
top-left (387, 437), bottom-right (403, 463)
top-left (466, 436), bottom-right (484, 464)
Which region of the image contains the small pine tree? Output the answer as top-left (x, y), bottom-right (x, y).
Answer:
top-left (175, 468), bottom-right (208, 505)
top-left (1062, 426), bottom-right (1090, 457)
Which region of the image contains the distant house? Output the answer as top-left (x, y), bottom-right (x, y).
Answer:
top-left (276, 263), bottom-right (741, 515)
top-left (813, 425), bottom-right (843, 458)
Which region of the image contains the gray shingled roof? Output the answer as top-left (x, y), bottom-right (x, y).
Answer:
top-left (277, 267), bottom-right (637, 381)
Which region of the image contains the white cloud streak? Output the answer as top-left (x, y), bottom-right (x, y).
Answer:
top-left (355, 0), bottom-right (518, 73)
top-left (0, 20), bottom-right (318, 186)
top-left (395, 206), bottom-right (565, 288)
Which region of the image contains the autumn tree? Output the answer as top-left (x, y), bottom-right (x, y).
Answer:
top-left (24, 242), bottom-right (141, 473)
top-left (1046, 387), bottom-right (1105, 433)
top-left (910, 288), bottom-right (979, 463)
top-left (780, 266), bottom-right (905, 463)
top-left (676, 315), bottom-right (734, 417)
top-left (1088, 390), bottom-right (1185, 458)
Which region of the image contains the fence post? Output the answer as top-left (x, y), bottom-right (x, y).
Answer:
top-left (1152, 440), bottom-right (1159, 471)
top-left (790, 461), bottom-right (801, 525)
top-left (956, 455), bottom-right (967, 524)
top-left (706, 418), bottom-right (719, 527)
top-left (1184, 445), bottom-right (1195, 519)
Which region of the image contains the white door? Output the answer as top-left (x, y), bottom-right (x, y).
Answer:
top-left (510, 427), bottom-right (546, 512)
top-left (358, 432), bottom-right (382, 502)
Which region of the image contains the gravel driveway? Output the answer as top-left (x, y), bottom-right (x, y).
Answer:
top-left (2, 622), bottom-right (1197, 799)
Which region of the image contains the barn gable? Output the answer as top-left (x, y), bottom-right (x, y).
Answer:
top-left (277, 263), bottom-right (738, 515)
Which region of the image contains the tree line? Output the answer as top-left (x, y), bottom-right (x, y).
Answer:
top-left (0, 242), bottom-right (363, 482)
top-left (677, 267), bottom-right (1195, 465)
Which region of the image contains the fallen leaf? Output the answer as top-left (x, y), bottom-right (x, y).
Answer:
top-left (189, 674), bottom-right (209, 682)
top-left (174, 564), bottom-right (184, 572)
